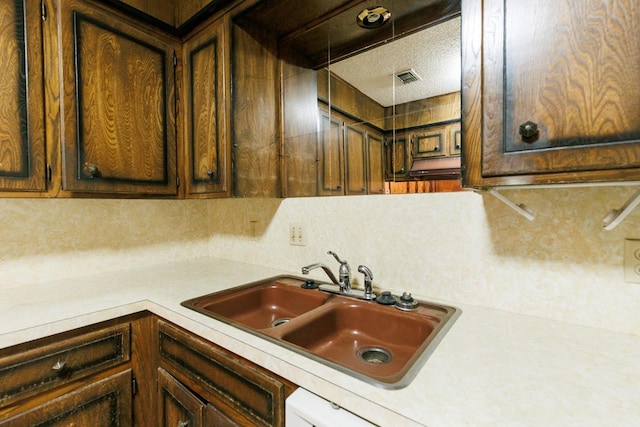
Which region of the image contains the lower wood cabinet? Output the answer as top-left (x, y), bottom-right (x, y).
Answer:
top-left (157, 319), bottom-right (296, 427)
top-left (0, 319), bottom-right (136, 426)
top-left (0, 369), bottom-right (133, 426)
top-left (158, 367), bottom-right (237, 427)
top-left (0, 313), bottom-right (297, 427)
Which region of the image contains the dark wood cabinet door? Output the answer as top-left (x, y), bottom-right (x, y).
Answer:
top-left (59, 0), bottom-right (178, 195)
top-left (464, 0), bottom-right (640, 186)
top-left (385, 133), bottom-right (408, 179)
top-left (158, 368), bottom-right (205, 427)
top-left (0, 0), bottom-right (46, 192)
top-left (182, 17), bottom-right (230, 197)
top-left (318, 108), bottom-right (344, 195)
top-left (0, 369), bottom-right (133, 426)
top-left (344, 123), bottom-right (366, 195)
top-left (367, 129), bottom-right (385, 194)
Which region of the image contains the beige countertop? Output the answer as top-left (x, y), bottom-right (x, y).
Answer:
top-left (1, 257), bottom-right (639, 426)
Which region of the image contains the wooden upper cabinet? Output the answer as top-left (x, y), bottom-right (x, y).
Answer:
top-left (317, 107), bottom-right (344, 196)
top-left (182, 17), bottom-right (230, 197)
top-left (344, 123), bottom-right (367, 195)
top-left (386, 132), bottom-right (409, 180)
top-left (463, 0), bottom-right (640, 187)
top-left (367, 129), bottom-right (385, 195)
top-left (0, 0), bottom-right (46, 192)
top-left (59, 0), bottom-right (178, 195)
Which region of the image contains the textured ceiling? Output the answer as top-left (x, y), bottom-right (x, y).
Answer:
top-left (329, 16), bottom-right (461, 107)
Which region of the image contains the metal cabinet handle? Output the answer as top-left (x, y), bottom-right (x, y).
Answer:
top-left (519, 121), bottom-right (539, 139)
top-left (177, 421), bottom-right (189, 427)
top-left (206, 169), bottom-right (215, 179)
top-left (51, 360), bottom-right (66, 372)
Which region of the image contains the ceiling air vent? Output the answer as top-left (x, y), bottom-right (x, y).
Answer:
top-left (394, 69), bottom-right (421, 84)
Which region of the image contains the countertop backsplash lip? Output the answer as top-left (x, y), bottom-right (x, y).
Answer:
top-left (1, 256), bottom-right (639, 427)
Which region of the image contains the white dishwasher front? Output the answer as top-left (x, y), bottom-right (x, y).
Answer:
top-left (285, 387), bottom-right (376, 427)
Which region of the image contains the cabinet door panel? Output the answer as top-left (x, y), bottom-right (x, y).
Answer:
top-left (344, 124), bottom-right (366, 195)
top-left (318, 109), bottom-right (343, 195)
top-left (183, 18), bottom-right (229, 196)
top-left (60, 0), bottom-right (177, 194)
top-left (367, 130), bottom-right (385, 194)
top-left (482, 0), bottom-right (640, 177)
top-left (158, 368), bottom-right (204, 427)
top-left (0, 0), bottom-right (46, 191)
top-left (386, 133), bottom-right (408, 179)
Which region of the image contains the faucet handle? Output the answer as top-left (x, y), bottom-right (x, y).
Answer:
top-left (327, 250), bottom-right (347, 265)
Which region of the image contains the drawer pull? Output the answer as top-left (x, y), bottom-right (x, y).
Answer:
top-left (51, 360), bottom-right (66, 373)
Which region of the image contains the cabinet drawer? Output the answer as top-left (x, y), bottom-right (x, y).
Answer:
top-left (158, 321), bottom-right (288, 427)
top-left (0, 369), bottom-right (132, 426)
top-left (0, 323), bottom-right (130, 407)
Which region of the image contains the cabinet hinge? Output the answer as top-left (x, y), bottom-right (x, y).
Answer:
top-left (173, 52), bottom-right (177, 67)
top-left (132, 375), bottom-right (137, 396)
top-left (176, 176), bottom-right (180, 188)
top-left (46, 164), bottom-right (52, 182)
top-left (41, 0), bottom-right (47, 21)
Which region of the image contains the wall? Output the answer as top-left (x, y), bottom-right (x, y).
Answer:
top-left (2, 187), bottom-right (639, 335)
top-left (0, 199), bottom-right (210, 288)
top-left (206, 187), bottom-right (640, 336)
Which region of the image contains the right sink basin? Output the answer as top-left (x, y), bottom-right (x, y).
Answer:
top-left (181, 275), bottom-right (460, 389)
top-left (280, 300), bottom-right (448, 386)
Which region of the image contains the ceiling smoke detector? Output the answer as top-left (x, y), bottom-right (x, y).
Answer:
top-left (395, 69), bottom-right (422, 84)
top-left (357, 6), bottom-right (391, 29)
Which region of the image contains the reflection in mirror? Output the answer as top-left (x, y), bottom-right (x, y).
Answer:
top-left (278, 10), bottom-right (461, 197)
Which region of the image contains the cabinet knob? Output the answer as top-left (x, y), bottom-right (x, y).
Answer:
top-left (519, 121), bottom-right (539, 139)
top-left (84, 163), bottom-right (99, 178)
top-left (177, 421), bottom-right (189, 427)
top-left (206, 169), bottom-right (215, 179)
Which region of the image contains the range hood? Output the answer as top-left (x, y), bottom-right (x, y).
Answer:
top-left (409, 156), bottom-right (461, 179)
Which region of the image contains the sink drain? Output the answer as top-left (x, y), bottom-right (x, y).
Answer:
top-left (270, 318), bottom-right (291, 327)
top-left (356, 347), bottom-right (393, 364)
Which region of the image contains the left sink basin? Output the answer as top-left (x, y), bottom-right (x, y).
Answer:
top-left (181, 276), bottom-right (331, 330)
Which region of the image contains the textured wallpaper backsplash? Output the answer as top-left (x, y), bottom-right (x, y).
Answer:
top-left (2, 186), bottom-right (639, 335)
top-left (205, 187), bottom-right (640, 336)
top-left (0, 199), bottom-right (211, 288)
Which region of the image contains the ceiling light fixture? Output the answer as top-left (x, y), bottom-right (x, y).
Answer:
top-left (357, 6), bottom-right (391, 29)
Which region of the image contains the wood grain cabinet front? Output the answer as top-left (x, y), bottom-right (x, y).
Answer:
top-left (181, 16), bottom-right (231, 198)
top-left (463, 0), bottom-right (640, 187)
top-left (0, 323), bottom-right (130, 408)
top-left (0, 0), bottom-right (46, 192)
top-left (0, 320), bottom-right (137, 426)
top-left (158, 367), bottom-right (238, 427)
top-left (58, 0), bottom-right (179, 195)
top-left (0, 369), bottom-right (133, 427)
top-left (157, 320), bottom-right (295, 427)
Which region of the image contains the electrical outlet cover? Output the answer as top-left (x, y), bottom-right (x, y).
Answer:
top-left (623, 239), bottom-right (640, 284)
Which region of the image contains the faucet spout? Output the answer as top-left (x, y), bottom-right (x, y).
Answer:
top-left (301, 263), bottom-right (340, 285)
